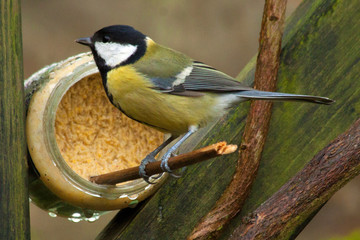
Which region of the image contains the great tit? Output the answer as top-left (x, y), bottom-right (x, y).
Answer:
top-left (76, 25), bottom-right (333, 183)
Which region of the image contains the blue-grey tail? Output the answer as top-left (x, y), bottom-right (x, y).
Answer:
top-left (237, 90), bottom-right (334, 105)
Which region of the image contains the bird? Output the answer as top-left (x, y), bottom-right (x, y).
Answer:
top-left (76, 25), bottom-right (333, 183)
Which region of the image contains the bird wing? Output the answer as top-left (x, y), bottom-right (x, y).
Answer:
top-left (181, 61), bottom-right (253, 92)
top-left (138, 61), bottom-right (254, 97)
top-left (131, 42), bottom-right (253, 96)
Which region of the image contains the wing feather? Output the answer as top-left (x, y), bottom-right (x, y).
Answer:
top-left (137, 59), bottom-right (253, 96)
top-left (181, 62), bottom-right (253, 93)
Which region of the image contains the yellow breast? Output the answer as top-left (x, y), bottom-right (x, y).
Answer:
top-left (106, 66), bottom-right (217, 135)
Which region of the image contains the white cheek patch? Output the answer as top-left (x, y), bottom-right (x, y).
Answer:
top-left (95, 42), bottom-right (138, 67)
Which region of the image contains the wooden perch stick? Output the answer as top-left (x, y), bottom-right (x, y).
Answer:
top-left (230, 118), bottom-right (360, 239)
top-left (90, 142), bottom-right (237, 185)
top-left (188, 0), bottom-right (287, 239)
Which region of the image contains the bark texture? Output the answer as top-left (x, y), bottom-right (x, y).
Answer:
top-left (0, 0), bottom-right (30, 239)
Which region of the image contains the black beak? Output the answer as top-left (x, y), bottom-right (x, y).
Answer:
top-left (76, 37), bottom-right (92, 46)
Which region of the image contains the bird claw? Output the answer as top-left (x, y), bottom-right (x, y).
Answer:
top-left (160, 152), bottom-right (182, 178)
top-left (140, 148), bottom-right (184, 183)
top-left (139, 154), bottom-right (157, 184)
top-left (169, 172), bottom-right (182, 178)
top-left (151, 173), bottom-right (164, 180)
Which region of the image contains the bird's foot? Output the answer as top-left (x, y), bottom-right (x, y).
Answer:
top-left (160, 153), bottom-right (182, 178)
top-left (139, 154), bottom-right (158, 184)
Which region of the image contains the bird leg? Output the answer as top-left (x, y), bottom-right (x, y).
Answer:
top-left (160, 126), bottom-right (197, 175)
top-left (139, 135), bottom-right (176, 184)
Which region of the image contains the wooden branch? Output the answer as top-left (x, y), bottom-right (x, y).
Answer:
top-left (0, 0), bottom-right (30, 239)
top-left (230, 118), bottom-right (360, 239)
top-left (188, 1), bottom-right (287, 239)
top-left (90, 142), bottom-right (237, 185)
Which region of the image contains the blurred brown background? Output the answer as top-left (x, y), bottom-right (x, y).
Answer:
top-left (22, 0), bottom-right (360, 239)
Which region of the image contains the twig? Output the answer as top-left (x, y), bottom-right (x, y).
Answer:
top-left (230, 118), bottom-right (360, 239)
top-left (90, 142), bottom-right (237, 185)
top-left (188, 0), bottom-right (288, 239)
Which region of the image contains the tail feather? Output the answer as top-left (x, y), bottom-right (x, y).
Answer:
top-left (237, 90), bottom-right (334, 105)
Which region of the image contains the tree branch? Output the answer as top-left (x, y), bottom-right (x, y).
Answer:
top-left (230, 118), bottom-right (360, 239)
top-left (90, 142), bottom-right (237, 185)
top-left (188, 1), bottom-right (287, 239)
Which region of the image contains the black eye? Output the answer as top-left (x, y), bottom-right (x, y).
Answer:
top-left (103, 36), bottom-right (111, 43)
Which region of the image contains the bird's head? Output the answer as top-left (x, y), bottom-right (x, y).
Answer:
top-left (76, 25), bottom-right (147, 72)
